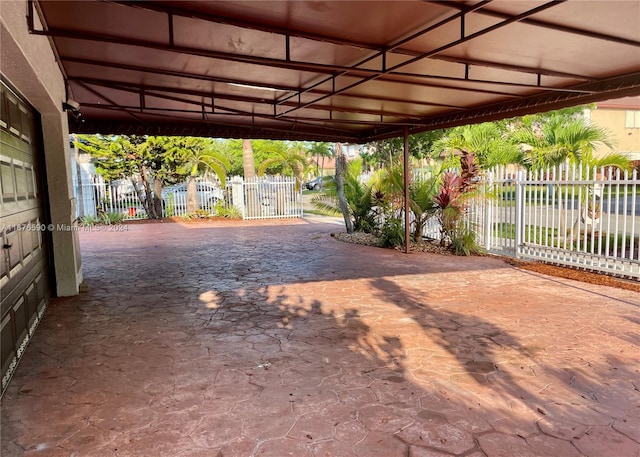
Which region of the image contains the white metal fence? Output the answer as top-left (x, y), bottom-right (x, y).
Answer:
top-left (421, 164), bottom-right (639, 279)
top-left (230, 176), bottom-right (303, 220)
top-left (74, 175), bottom-right (302, 221)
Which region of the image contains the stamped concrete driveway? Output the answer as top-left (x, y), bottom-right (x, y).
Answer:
top-left (2, 219), bottom-right (639, 457)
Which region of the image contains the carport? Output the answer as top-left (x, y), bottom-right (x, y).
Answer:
top-left (31, 1), bottom-right (640, 140)
top-left (26, 0), bottom-right (640, 250)
top-left (1, 1), bottom-right (640, 455)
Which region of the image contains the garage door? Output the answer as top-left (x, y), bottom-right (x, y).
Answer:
top-left (1, 79), bottom-right (52, 394)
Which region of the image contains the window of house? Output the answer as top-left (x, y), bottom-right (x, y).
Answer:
top-left (625, 110), bottom-right (640, 128)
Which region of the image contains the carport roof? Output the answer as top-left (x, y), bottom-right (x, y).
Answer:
top-left (32, 0), bottom-right (640, 142)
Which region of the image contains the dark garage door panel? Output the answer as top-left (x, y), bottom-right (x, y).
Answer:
top-left (0, 79), bottom-right (51, 393)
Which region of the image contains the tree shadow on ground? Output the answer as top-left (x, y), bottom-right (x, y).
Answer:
top-left (9, 222), bottom-right (631, 456)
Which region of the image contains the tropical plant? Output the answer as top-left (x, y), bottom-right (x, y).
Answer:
top-left (362, 129), bottom-right (446, 169)
top-left (374, 162), bottom-right (440, 242)
top-left (214, 201), bottom-right (242, 219)
top-left (79, 214), bottom-right (100, 226)
top-left (511, 115), bottom-right (626, 170)
top-left (101, 212), bottom-right (125, 225)
top-left (432, 122), bottom-right (522, 169)
top-left (242, 139), bottom-right (256, 179)
top-left (378, 217), bottom-right (404, 248)
top-left (307, 142), bottom-right (332, 177)
top-left (311, 157), bottom-right (379, 234)
top-left (449, 224), bottom-right (483, 256)
top-left (168, 137), bottom-right (230, 213)
top-left (409, 172), bottom-right (441, 242)
top-left (434, 152), bottom-right (483, 255)
top-left (257, 142), bottom-right (308, 189)
top-left (512, 115), bottom-right (630, 239)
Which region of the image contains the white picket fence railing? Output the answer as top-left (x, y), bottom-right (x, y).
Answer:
top-left (74, 175), bottom-right (302, 221)
top-left (420, 164), bottom-right (639, 279)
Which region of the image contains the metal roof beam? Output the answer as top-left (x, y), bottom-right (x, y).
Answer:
top-left (75, 84), bottom-right (362, 134)
top-left (70, 77), bottom-right (430, 119)
top-left (432, 55), bottom-right (595, 81)
top-left (275, 0), bottom-right (493, 106)
top-left (40, 26), bottom-right (536, 95)
top-left (69, 118), bottom-right (360, 142)
top-left (60, 55), bottom-right (298, 92)
top-left (74, 80), bottom-right (147, 125)
top-left (60, 56), bottom-right (468, 110)
top-left (429, 1), bottom-right (640, 48)
top-left (80, 103), bottom-right (426, 127)
top-left (103, 0), bottom-right (422, 57)
top-left (279, 1), bottom-right (565, 117)
top-left (365, 71), bottom-right (640, 141)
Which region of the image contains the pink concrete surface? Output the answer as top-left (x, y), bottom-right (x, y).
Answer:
top-left (1, 218), bottom-right (639, 457)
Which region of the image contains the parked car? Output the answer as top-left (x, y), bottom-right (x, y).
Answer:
top-left (305, 175), bottom-right (334, 190)
top-left (162, 181), bottom-right (225, 209)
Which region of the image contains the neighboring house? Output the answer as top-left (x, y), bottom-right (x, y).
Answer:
top-left (309, 143), bottom-right (362, 177)
top-left (585, 96), bottom-right (640, 162)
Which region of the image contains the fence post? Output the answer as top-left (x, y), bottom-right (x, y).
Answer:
top-left (231, 176), bottom-right (246, 218)
top-left (514, 170), bottom-right (525, 258)
top-left (484, 171), bottom-right (493, 251)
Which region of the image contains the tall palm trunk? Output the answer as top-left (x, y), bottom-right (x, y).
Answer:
top-left (335, 143), bottom-right (353, 233)
top-left (242, 139), bottom-right (258, 217)
top-left (186, 175), bottom-right (199, 213)
top-left (242, 139), bottom-right (256, 179)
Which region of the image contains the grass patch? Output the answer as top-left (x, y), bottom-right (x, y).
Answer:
top-left (304, 208), bottom-right (337, 217)
top-left (492, 222), bottom-right (557, 244)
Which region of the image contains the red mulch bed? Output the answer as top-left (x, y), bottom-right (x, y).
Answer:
top-left (503, 258), bottom-right (640, 293)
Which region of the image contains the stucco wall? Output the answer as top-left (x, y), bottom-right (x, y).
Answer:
top-left (589, 108), bottom-right (640, 160)
top-left (1, 0), bottom-right (82, 296)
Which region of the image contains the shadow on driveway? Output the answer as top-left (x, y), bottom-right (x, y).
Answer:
top-left (2, 219), bottom-right (639, 456)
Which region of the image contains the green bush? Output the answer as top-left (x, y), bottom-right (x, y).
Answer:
top-left (449, 223), bottom-right (484, 256)
top-left (214, 201), bottom-right (242, 219)
top-left (101, 212), bottom-right (125, 225)
top-left (378, 217), bottom-right (405, 249)
top-left (165, 194), bottom-right (175, 217)
top-left (79, 215), bottom-right (100, 226)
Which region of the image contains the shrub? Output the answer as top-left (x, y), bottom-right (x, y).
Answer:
top-left (378, 217), bottom-right (405, 248)
top-left (101, 212), bottom-right (125, 225)
top-left (449, 223), bottom-right (484, 256)
top-left (165, 193), bottom-right (175, 217)
top-left (79, 215), bottom-right (100, 226)
top-left (214, 201), bottom-right (242, 219)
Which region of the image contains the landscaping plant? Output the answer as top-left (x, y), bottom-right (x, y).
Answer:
top-left (434, 152), bottom-right (483, 255)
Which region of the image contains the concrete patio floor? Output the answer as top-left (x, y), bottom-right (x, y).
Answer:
top-left (2, 218), bottom-right (639, 457)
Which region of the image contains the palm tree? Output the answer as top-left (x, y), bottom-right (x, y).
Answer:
top-left (307, 142), bottom-right (332, 177)
top-left (257, 143), bottom-right (308, 189)
top-left (513, 116), bottom-right (630, 239)
top-left (311, 157), bottom-right (377, 233)
top-left (511, 115), bottom-right (626, 171)
top-left (242, 139), bottom-right (256, 179)
top-left (170, 137), bottom-right (230, 213)
top-left (433, 122), bottom-right (522, 169)
top-left (409, 173), bottom-right (441, 242)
